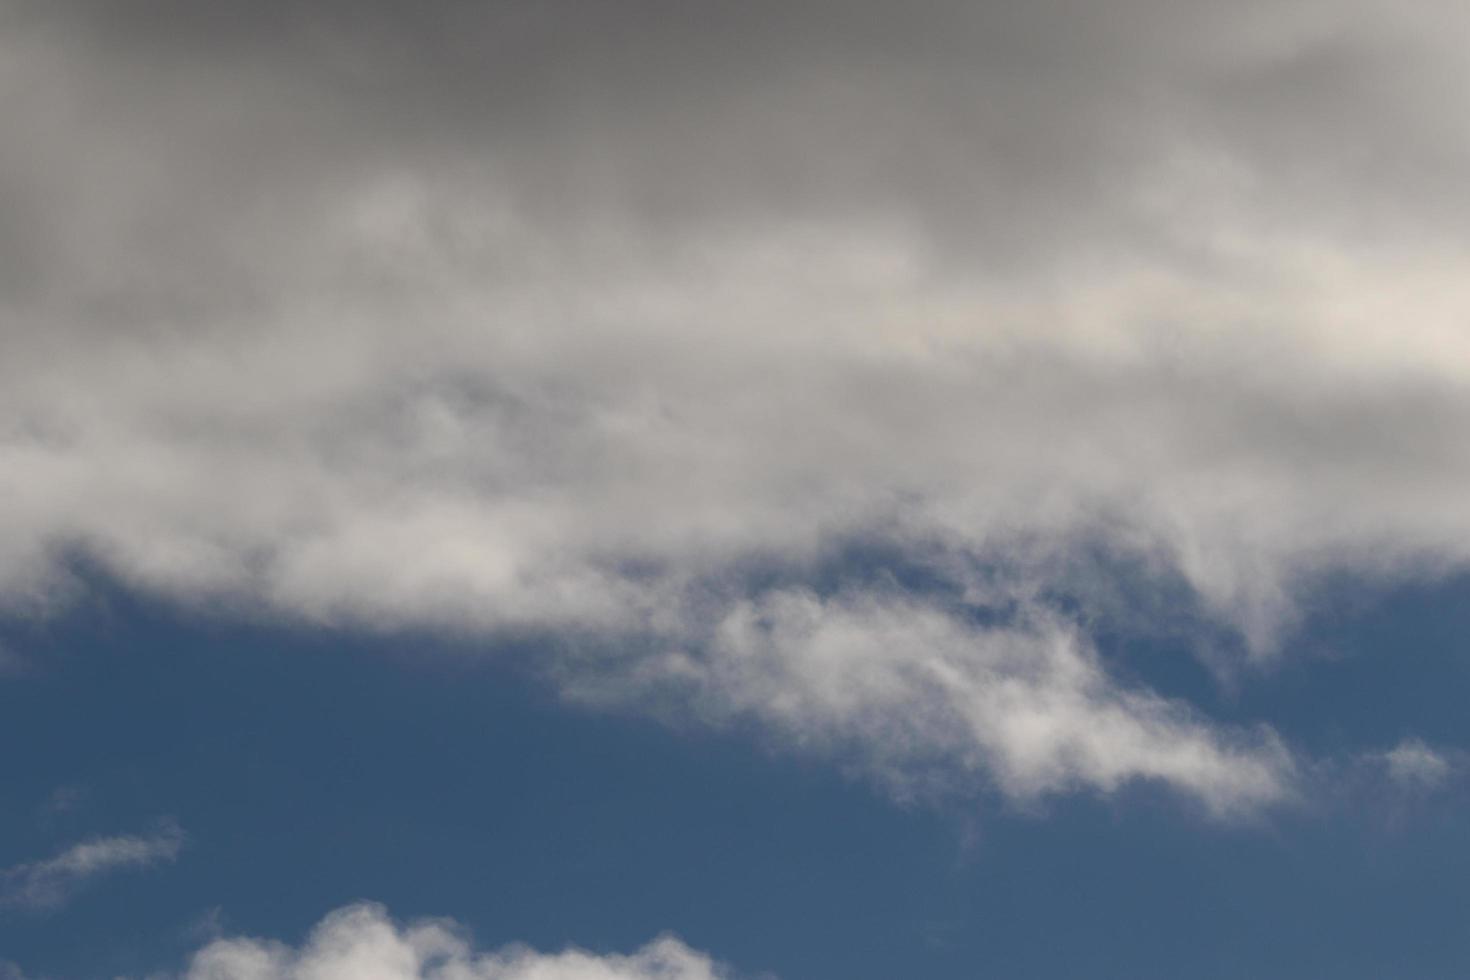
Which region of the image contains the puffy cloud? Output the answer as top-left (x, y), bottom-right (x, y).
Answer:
top-left (0, 823), bottom-right (184, 911)
top-left (185, 903), bottom-right (729, 980)
top-left (4, 0), bottom-right (1470, 810)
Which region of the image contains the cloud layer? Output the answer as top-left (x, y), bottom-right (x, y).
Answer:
top-left (5, 0), bottom-right (1470, 811)
top-left (185, 904), bottom-right (728, 980)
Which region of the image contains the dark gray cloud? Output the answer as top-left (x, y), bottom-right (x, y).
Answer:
top-left (9, 0), bottom-right (1466, 297)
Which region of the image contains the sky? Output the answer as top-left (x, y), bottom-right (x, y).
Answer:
top-left (3, 1), bottom-right (1470, 976)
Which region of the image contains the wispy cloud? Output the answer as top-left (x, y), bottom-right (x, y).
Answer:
top-left (0, 823), bottom-right (185, 912)
top-left (565, 591), bottom-right (1293, 816)
top-left (1383, 738), bottom-right (1455, 790)
top-left (36, 783), bottom-right (87, 820)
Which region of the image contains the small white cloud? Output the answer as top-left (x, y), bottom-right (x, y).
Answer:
top-left (1383, 738), bottom-right (1453, 789)
top-left (184, 903), bottom-right (733, 980)
top-left (0, 822), bottom-right (184, 912)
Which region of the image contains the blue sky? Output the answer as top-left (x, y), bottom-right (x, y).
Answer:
top-left (5, 1), bottom-right (1470, 977)
top-left (4, 572), bottom-right (1470, 977)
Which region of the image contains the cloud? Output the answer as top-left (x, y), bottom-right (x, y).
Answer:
top-left (565, 591), bottom-right (1291, 814)
top-left (1383, 738), bottom-right (1454, 789)
top-left (183, 903), bottom-right (732, 980)
top-left (0, 823), bottom-right (184, 911)
top-left (3, 0), bottom-right (1470, 811)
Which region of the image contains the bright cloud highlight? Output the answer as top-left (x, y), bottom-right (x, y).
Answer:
top-left (184, 904), bottom-right (730, 980)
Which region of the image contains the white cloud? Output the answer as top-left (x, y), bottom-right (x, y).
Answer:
top-left (4, 0), bottom-right (1470, 812)
top-left (566, 592), bottom-right (1292, 814)
top-left (183, 903), bottom-right (731, 980)
top-left (0, 823), bottom-right (184, 911)
top-left (1383, 738), bottom-right (1454, 789)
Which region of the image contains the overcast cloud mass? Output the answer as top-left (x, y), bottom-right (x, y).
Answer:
top-left (4, 0), bottom-right (1470, 820)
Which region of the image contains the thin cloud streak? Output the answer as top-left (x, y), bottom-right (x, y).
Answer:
top-left (0, 823), bottom-right (184, 911)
